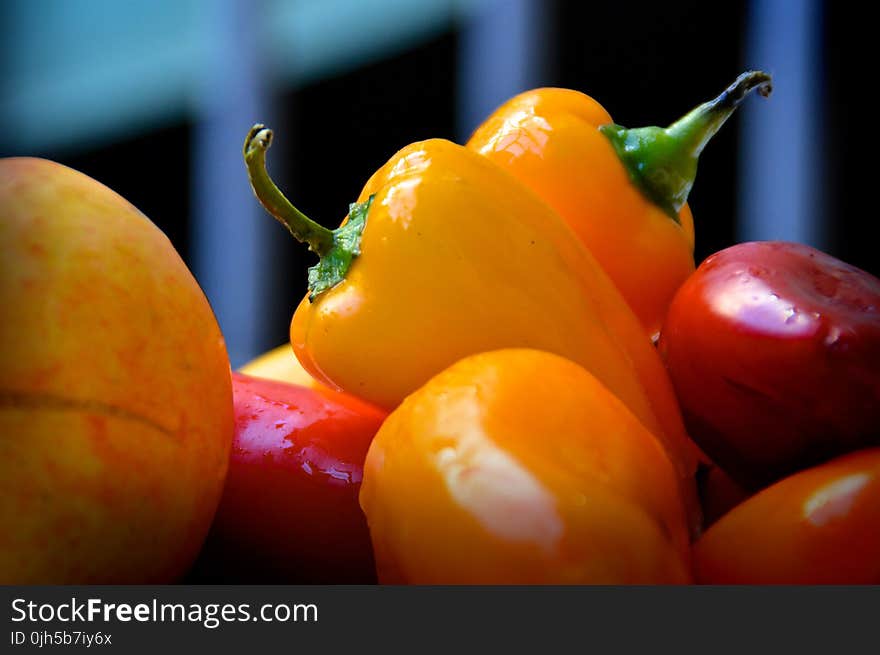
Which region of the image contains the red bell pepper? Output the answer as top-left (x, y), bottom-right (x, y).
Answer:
top-left (194, 372), bottom-right (387, 583)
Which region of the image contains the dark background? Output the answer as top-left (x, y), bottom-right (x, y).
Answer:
top-left (2, 0), bottom-right (871, 364)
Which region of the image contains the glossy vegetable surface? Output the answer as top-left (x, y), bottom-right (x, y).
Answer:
top-left (244, 130), bottom-right (702, 508)
top-left (659, 241), bottom-right (880, 489)
top-left (360, 349), bottom-right (693, 584)
top-left (197, 373), bottom-right (386, 583)
top-left (695, 448), bottom-right (880, 584)
top-left (468, 72), bottom-right (771, 336)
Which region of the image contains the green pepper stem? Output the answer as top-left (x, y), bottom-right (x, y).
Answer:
top-left (667, 71), bottom-right (773, 158)
top-left (243, 124), bottom-right (335, 257)
top-left (600, 71), bottom-right (773, 221)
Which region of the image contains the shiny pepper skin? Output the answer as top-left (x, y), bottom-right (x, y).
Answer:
top-left (468, 72), bottom-right (772, 336)
top-left (359, 349), bottom-right (693, 584)
top-left (468, 89), bottom-right (693, 337)
top-left (695, 448), bottom-right (880, 584)
top-left (244, 130), bottom-right (702, 506)
top-left (659, 241), bottom-right (880, 490)
top-left (195, 373), bottom-right (387, 583)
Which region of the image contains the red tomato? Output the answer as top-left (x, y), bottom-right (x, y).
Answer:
top-left (694, 448), bottom-right (880, 584)
top-left (192, 372), bottom-right (387, 583)
top-left (659, 241), bottom-right (880, 489)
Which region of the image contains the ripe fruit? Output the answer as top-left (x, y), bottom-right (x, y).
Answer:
top-left (659, 241), bottom-right (880, 489)
top-left (695, 448), bottom-right (880, 584)
top-left (194, 373), bottom-right (386, 583)
top-left (0, 158), bottom-right (234, 583)
top-left (360, 349), bottom-right (692, 584)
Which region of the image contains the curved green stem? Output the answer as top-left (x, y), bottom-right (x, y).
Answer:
top-left (667, 71), bottom-right (773, 157)
top-left (600, 71), bottom-right (773, 221)
top-left (243, 124), bottom-right (335, 256)
top-left (243, 124), bottom-right (373, 301)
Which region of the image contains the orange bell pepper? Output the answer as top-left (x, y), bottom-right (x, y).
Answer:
top-left (359, 349), bottom-right (693, 584)
top-left (243, 129), bottom-right (702, 517)
top-left (467, 71), bottom-right (772, 336)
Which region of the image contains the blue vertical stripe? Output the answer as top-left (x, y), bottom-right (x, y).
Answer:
top-left (738, 0), bottom-right (824, 247)
top-left (191, 0), bottom-right (273, 368)
top-left (456, 0), bottom-right (549, 142)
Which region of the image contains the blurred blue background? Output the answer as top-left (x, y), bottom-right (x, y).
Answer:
top-left (1, 0), bottom-right (864, 367)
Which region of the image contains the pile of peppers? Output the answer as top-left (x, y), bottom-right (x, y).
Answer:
top-left (196, 70), bottom-right (880, 585)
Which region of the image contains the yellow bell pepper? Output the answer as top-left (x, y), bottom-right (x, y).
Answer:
top-left (243, 127), bottom-right (702, 514)
top-left (238, 343), bottom-right (323, 390)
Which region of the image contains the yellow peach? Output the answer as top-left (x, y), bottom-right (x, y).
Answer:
top-left (0, 158), bottom-right (233, 583)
